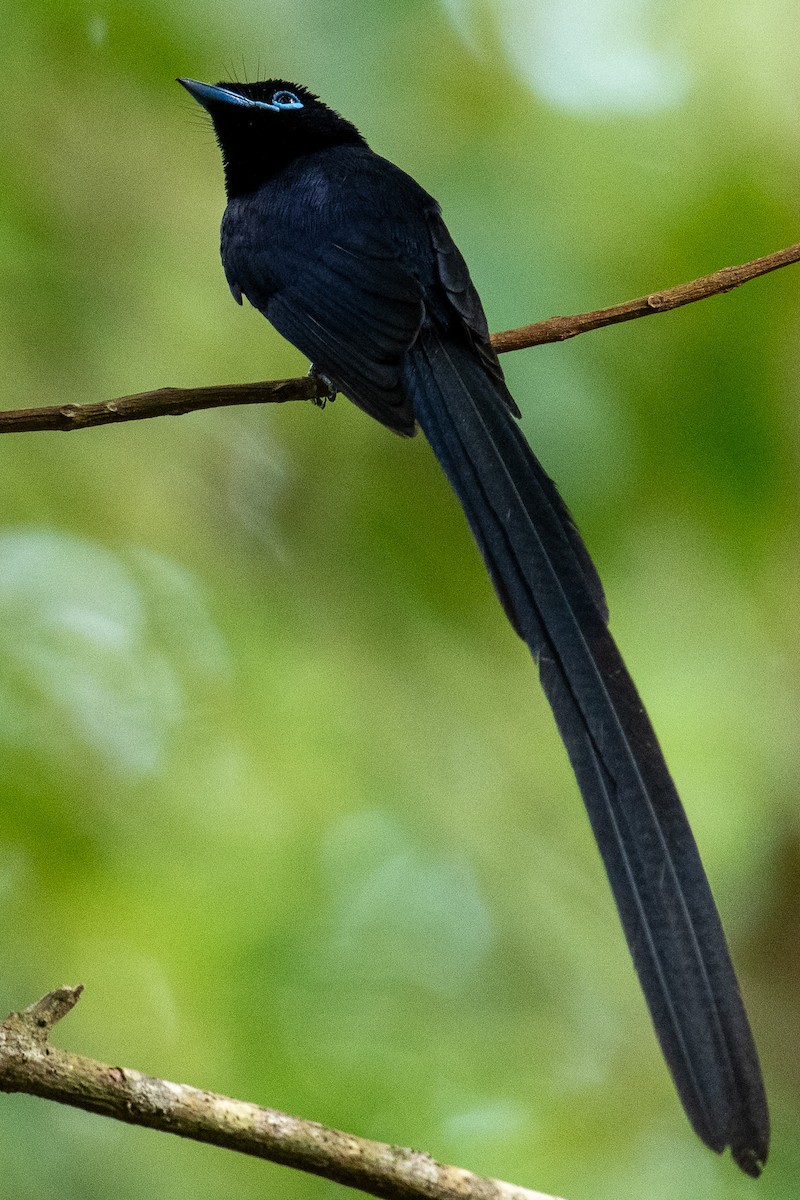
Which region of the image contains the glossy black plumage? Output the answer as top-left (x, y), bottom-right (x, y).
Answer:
top-left (180, 76), bottom-right (769, 1174)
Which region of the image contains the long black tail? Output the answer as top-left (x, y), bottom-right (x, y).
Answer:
top-left (405, 325), bottom-right (769, 1175)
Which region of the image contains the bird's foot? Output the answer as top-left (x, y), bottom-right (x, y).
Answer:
top-left (307, 364), bottom-right (338, 409)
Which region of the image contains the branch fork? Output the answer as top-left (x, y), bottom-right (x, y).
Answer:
top-left (0, 988), bottom-right (561, 1200)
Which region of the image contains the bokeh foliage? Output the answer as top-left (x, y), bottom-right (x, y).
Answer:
top-left (0, 2), bottom-right (798, 1197)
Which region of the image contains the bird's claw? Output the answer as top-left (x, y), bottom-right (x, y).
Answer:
top-left (308, 365), bottom-right (338, 409)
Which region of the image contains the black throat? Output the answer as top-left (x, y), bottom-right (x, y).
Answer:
top-left (209, 100), bottom-right (367, 199)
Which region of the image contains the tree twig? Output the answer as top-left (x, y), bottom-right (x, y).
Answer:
top-left (0, 988), bottom-right (562, 1200)
top-left (0, 376), bottom-right (322, 434)
top-left (1, 241), bottom-right (798, 435)
top-left (489, 240), bottom-right (800, 351)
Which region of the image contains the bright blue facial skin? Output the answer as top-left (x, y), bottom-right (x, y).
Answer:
top-left (271, 90), bottom-right (303, 110)
top-left (178, 79), bottom-right (304, 113)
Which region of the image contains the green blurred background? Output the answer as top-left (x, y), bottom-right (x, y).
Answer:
top-left (1, 2), bottom-right (798, 1197)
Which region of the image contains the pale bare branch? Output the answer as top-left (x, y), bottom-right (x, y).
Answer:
top-left (0, 989), bottom-right (562, 1200)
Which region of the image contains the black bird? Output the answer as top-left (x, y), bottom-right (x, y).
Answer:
top-left (179, 76), bottom-right (769, 1174)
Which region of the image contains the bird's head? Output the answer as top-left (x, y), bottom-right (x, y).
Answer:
top-left (178, 78), bottom-right (366, 197)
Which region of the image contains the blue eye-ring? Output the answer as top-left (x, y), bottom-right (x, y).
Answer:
top-left (271, 90), bottom-right (303, 110)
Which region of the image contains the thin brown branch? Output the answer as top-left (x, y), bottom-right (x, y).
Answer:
top-left (490, 240), bottom-right (800, 351)
top-left (2, 241), bottom-right (798, 435)
top-left (0, 989), bottom-right (562, 1200)
top-left (0, 376), bottom-right (322, 434)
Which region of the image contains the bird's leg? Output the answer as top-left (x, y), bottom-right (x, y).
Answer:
top-left (307, 363), bottom-right (338, 409)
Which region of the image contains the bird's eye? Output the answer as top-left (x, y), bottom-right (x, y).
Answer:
top-left (271, 90), bottom-right (303, 110)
